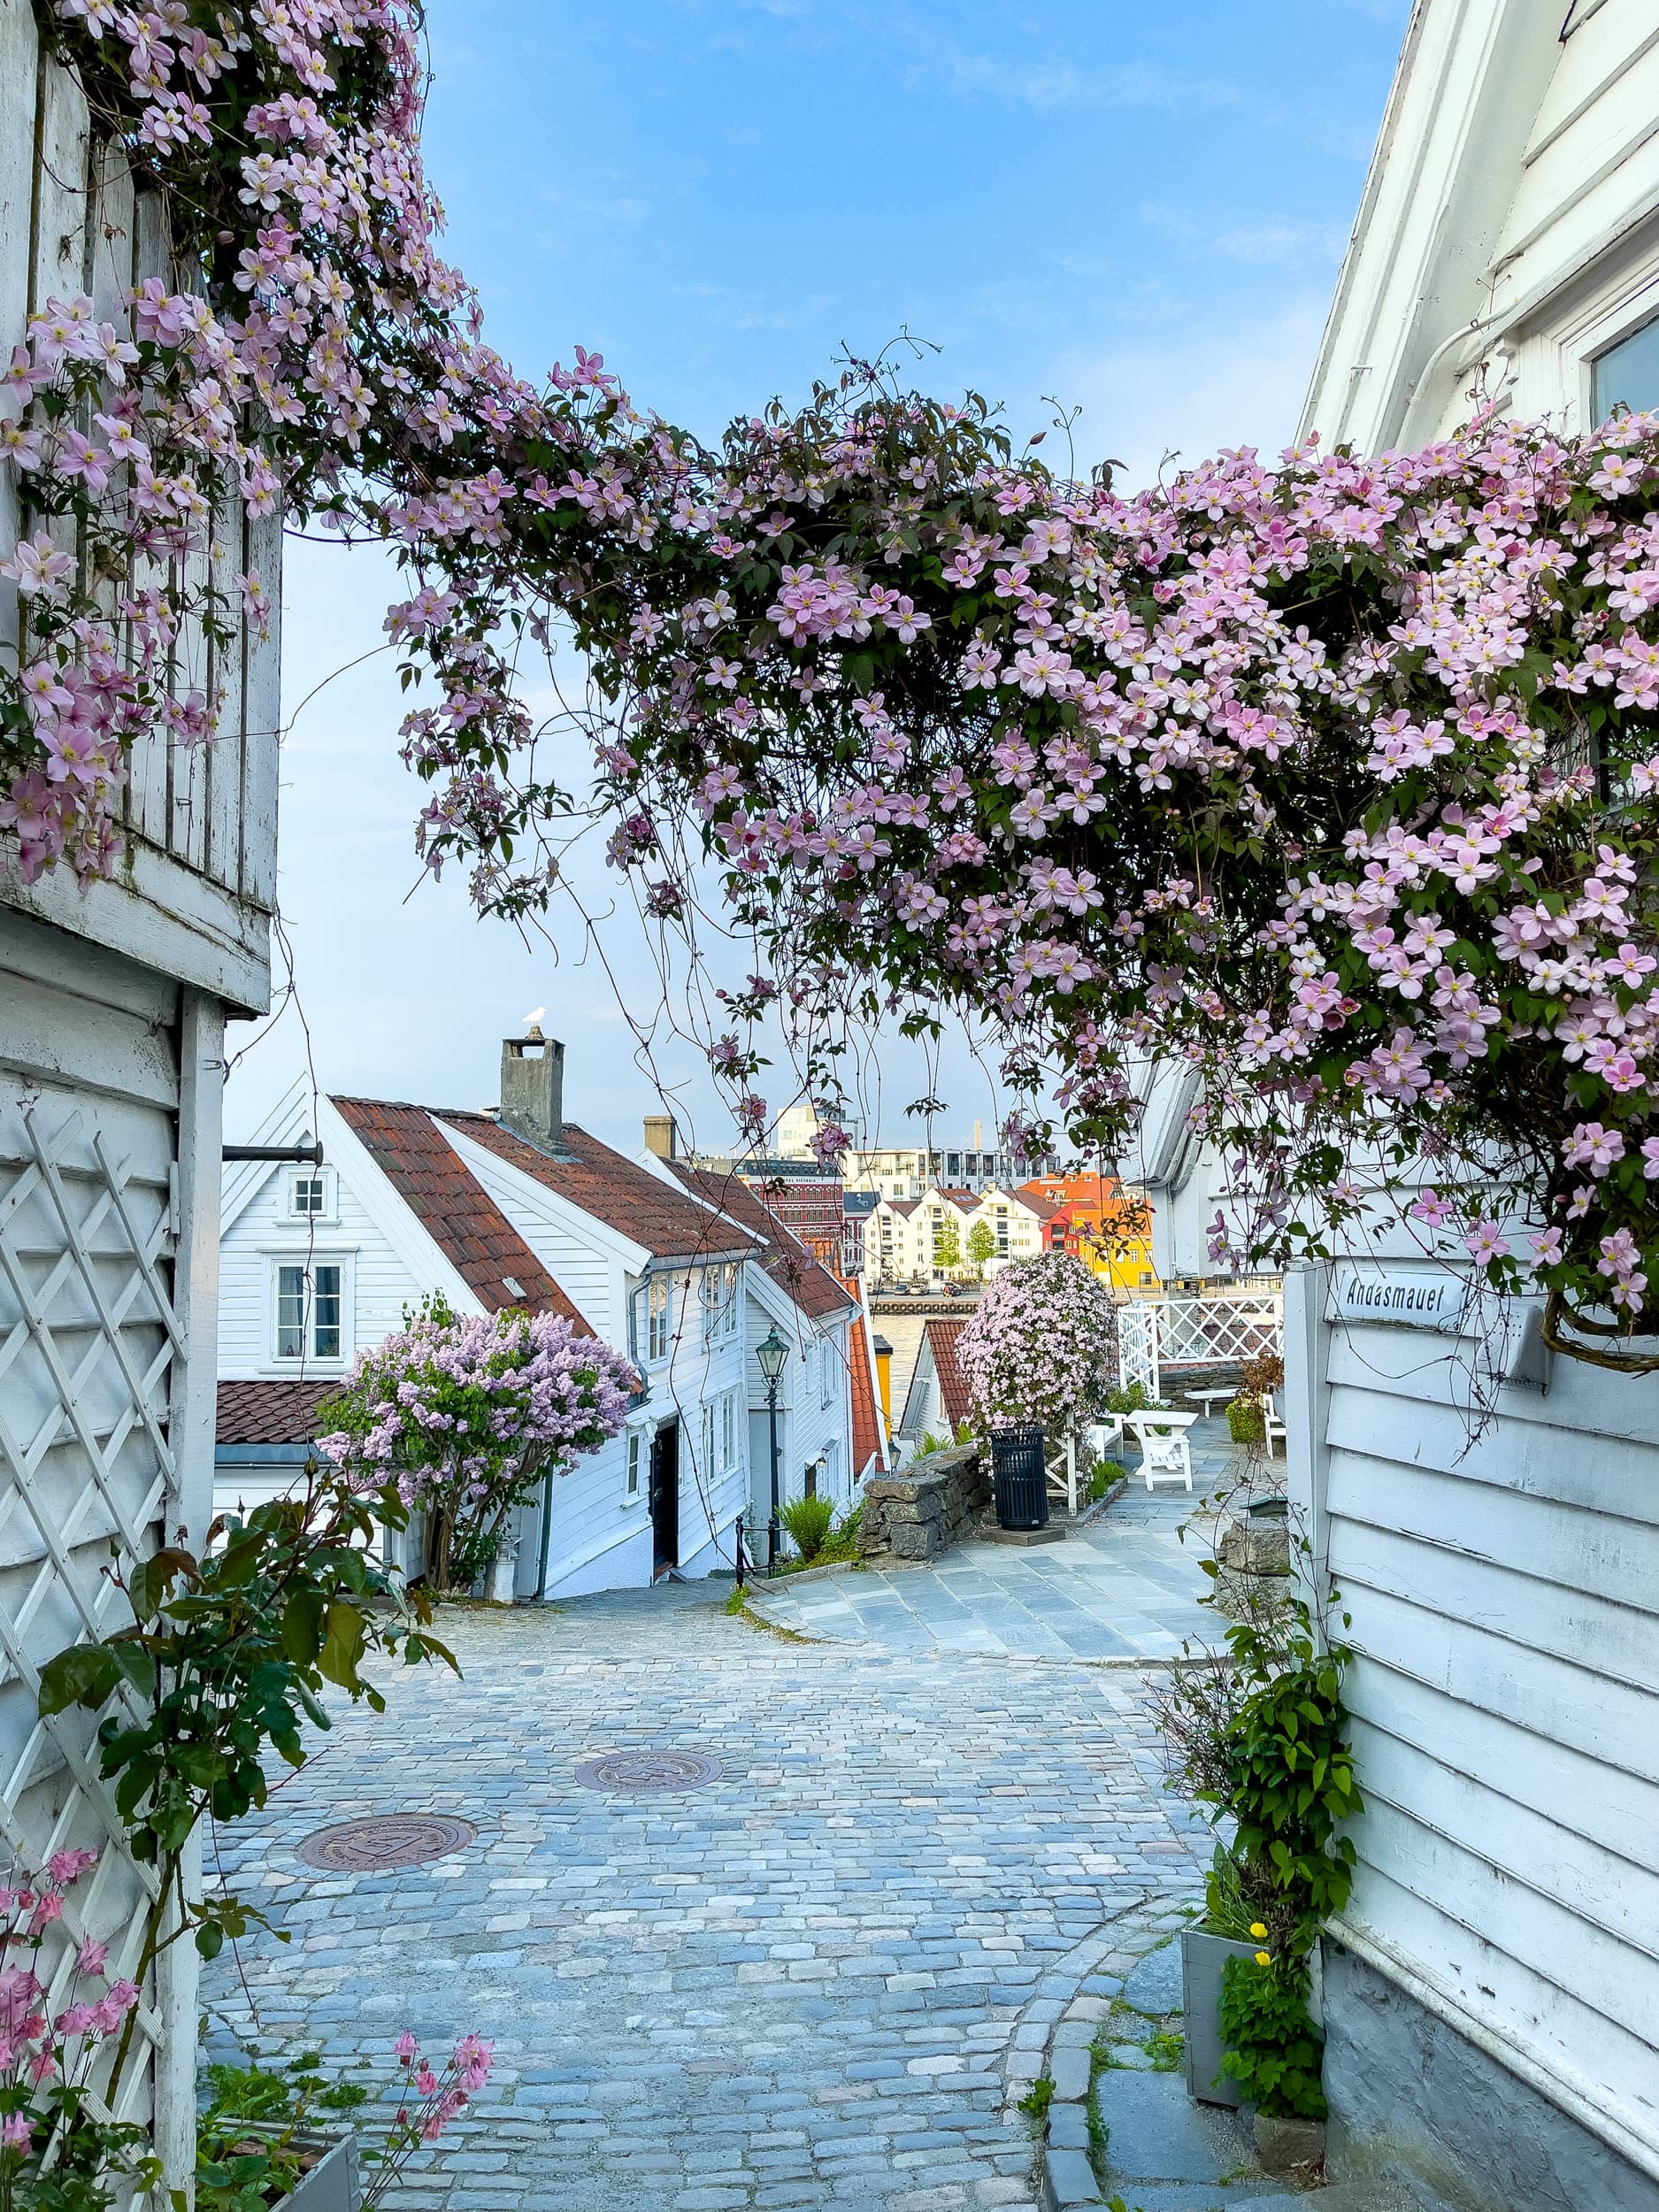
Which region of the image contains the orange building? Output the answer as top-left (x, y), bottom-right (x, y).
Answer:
top-left (1018, 1172), bottom-right (1160, 1297)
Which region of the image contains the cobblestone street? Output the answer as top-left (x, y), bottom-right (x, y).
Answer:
top-left (204, 1585), bottom-right (1212, 2211)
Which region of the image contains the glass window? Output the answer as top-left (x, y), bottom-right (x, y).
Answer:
top-left (648, 1276), bottom-right (671, 1362)
top-left (721, 1391), bottom-right (737, 1470)
top-left (702, 1402), bottom-right (716, 1474)
top-left (1593, 313), bottom-right (1659, 422)
top-left (290, 1173), bottom-right (326, 1217)
top-left (626, 1432), bottom-right (641, 1497)
top-left (274, 1262), bottom-right (342, 1361)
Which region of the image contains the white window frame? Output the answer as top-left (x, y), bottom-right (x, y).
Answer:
top-left (286, 1165), bottom-right (335, 1223)
top-left (269, 1254), bottom-right (351, 1367)
top-left (626, 1429), bottom-right (642, 1502)
top-left (721, 1389), bottom-right (738, 1472)
top-left (647, 1274), bottom-right (671, 1363)
top-left (1511, 249), bottom-right (1659, 434)
top-left (820, 1331), bottom-right (834, 1409)
top-left (701, 1400), bottom-right (716, 1477)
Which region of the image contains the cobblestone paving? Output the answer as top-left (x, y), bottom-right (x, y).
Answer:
top-left (204, 1586), bottom-right (1212, 2212)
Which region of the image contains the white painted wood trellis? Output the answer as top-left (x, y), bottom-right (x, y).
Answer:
top-left (0, 2), bottom-right (280, 2190)
top-left (1118, 1291), bottom-right (1285, 1401)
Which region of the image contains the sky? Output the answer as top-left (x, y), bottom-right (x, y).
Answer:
top-left (227, 0), bottom-right (1411, 1156)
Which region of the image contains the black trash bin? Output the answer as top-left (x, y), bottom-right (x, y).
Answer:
top-left (991, 1425), bottom-right (1048, 1530)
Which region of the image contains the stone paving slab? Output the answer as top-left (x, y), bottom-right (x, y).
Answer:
top-left (203, 1586), bottom-right (1214, 2211)
top-left (749, 1428), bottom-right (1248, 1662)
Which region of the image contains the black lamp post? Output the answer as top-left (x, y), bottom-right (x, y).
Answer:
top-left (757, 1324), bottom-right (789, 1571)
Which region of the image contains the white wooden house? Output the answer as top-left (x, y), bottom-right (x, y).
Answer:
top-left (218, 1034), bottom-right (868, 1588)
top-left (0, 7), bottom-right (279, 2185)
top-left (1285, 9), bottom-right (1659, 2209)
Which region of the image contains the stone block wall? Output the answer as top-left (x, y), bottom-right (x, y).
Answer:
top-left (859, 1443), bottom-right (989, 1562)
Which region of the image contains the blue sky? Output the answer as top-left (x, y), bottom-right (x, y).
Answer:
top-left (231, 0), bottom-right (1409, 1154)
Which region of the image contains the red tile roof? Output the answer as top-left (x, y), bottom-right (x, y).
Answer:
top-left (925, 1317), bottom-right (972, 1431)
top-left (664, 1162), bottom-right (855, 1321)
top-left (217, 1378), bottom-right (335, 1446)
top-left (437, 1112), bottom-right (756, 1263)
top-left (331, 1097), bottom-right (593, 1331)
top-left (1012, 1185), bottom-right (1064, 1220)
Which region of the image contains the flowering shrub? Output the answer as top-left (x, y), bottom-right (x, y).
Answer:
top-left (12, 8), bottom-right (1659, 1370)
top-left (956, 1252), bottom-right (1117, 1436)
top-left (195, 2030), bottom-right (492, 2208)
top-left (0, 1849), bottom-right (154, 2211)
top-left (317, 1296), bottom-right (637, 1590)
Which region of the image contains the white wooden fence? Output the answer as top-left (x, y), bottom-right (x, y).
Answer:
top-left (1118, 1289), bottom-right (1284, 1401)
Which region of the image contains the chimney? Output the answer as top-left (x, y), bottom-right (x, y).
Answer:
top-left (642, 1113), bottom-right (679, 1161)
top-left (500, 1027), bottom-right (565, 1156)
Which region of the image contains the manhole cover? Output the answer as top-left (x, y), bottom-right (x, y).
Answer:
top-left (573, 1750), bottom-right (723, 1794)
top-left (296, 1814), bottom-right (476, 1872)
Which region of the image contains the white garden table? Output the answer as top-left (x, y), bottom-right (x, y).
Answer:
top-left (1126, 1409), bottom-right (1201, 1492)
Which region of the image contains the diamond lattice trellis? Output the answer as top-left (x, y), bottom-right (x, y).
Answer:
top-left (0, 1099), bottom-right (182, 2124)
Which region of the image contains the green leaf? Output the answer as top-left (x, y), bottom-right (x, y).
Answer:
top-left (38, 1641), bottom-right (121, 1716)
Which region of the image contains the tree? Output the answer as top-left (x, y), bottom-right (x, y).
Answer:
top-left (965, 1218), bottom-right (998, 1279)
top-left (317, 1295), bottom-right (637, 1591)
top-left (932, 1214), bottom-right (962, 1278)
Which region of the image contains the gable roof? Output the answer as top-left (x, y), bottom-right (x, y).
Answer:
top-left (330, 1097), bottom-right (593, 1330)
top-left (663, 1161), bottom-right (856, 1322)
top-left (924, 1318), bottom-right (972, 1431)
top-left (217, 1377), bottom-right (335, 1447)
top-left (438, 1112), bottom-right (756, 1264)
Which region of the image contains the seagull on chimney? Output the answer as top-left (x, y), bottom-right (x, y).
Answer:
top-left (524, 1006), bottom-right (546, 1041)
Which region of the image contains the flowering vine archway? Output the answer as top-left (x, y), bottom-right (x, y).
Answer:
top-left (6, 2), bottom-right (1657, 1368)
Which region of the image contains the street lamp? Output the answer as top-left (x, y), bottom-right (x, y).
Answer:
top-left (756, 1325), bottom-right (790, 1571)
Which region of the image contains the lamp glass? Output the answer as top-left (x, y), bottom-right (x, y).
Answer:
top-left (756, 1325), bottom-right (789, 1383)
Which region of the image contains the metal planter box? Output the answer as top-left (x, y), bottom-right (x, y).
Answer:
top-left (280, 2131), bottom-right (360, 2212)
top-left (1182, 1927), bottom-right (1260, 2108)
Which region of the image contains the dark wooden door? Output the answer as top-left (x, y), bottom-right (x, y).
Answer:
top-left (649, 1420), bottom-right (679, 1571)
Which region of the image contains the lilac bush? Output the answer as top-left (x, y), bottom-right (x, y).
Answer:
top-left (956, 1253), bottom-right (1118, 1438)
top-left (317, 1296), bottom-right (636, 1591)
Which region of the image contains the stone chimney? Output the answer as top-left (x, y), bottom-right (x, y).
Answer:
top-left (642, 1112), bottom-right (679, 1161)
top-left (500, 1025), bottom-right (565, 1156)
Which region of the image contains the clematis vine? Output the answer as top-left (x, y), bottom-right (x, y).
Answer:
top-left (8, 4), bottom-right (1659, 1370)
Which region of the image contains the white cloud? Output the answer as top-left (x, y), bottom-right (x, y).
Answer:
top-left (1141, 202), bottom-right (1349, 271)
top-left (1055, 297), bottom-right (1331, 491)
top-left (924, 50), bottom-right (1239, 112)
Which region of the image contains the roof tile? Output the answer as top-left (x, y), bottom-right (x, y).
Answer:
top-left (217, 1378), bottom-right (335, 1446)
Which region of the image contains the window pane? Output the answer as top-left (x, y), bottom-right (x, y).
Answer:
top-left (311, 1264), bottom-right (342, 1358)
top-left (1593, 314), bottom-right (1659, 421)
top-left (276, 1265), bottom-right (305, 1357)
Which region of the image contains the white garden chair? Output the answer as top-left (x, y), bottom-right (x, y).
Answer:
top-left (1125, 1409), bottom-right (1199, 1492)
top-left (1263, 1399), bottom-right (1286, 1456)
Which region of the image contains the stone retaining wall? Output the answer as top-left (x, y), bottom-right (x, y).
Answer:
top-left (859, 1442), bottom-right (989, 1562)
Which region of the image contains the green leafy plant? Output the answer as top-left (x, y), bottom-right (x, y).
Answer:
top-left (1017, 2077), bottom-right (1053, 2120)
top-left (1144, 2030), bottom-right (1185, 2072)
top-left (806, 1503), bottom-right (864, 1567)
top-left (1086, 1457), bottom-right (1117, 1504)
top-left (1226, 1394), bottom-right (1266, 1445)
top-left (1218, 1955), bottom-right (1327, 2119)
top-left (38, 1466), bottom-right (454, 2047)
top-left (780, 1494), bottom-right (835, 1563)
top-left (725, 1584), bottom-right (750, 1616)
top-left (1105, 1382), bottom-right (1156, 1417)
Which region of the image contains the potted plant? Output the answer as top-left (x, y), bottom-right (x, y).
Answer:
top-left (1150, 1570), bottom-right (1359, 2147)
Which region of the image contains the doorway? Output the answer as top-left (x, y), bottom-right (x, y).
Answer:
top-left (649, 1420), bottom-right (680, 1573)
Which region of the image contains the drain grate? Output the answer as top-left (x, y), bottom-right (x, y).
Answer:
top-left (296, 1813), bottom-right (476, 1872)
top-left (573, 1749), bottom-right (723, 1794)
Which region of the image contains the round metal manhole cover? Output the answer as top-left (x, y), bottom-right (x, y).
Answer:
top-left (296, 1814), bottom-right (476, 1872)
top-left (573, 1750), bottom-right (723, 1794)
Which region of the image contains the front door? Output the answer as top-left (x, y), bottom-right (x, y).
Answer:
top-left (649, 1420), bottom-right (680, 1572)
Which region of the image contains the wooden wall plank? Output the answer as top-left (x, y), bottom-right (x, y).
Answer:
top-left (0, 0), bottom-right (39, 658)
top-left (239, 507), bottom-right (281, 911)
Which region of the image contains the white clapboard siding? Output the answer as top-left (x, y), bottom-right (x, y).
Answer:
top-left (1300, 0), bottom-right (1659, 453)
top-left (0, 5), bottom-right (277, 1014)
top-left (1286, 1261), bottom-right (1659, 2177)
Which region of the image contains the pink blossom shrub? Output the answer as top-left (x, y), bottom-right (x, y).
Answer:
top-left (317, 1295), bottom-right (636, 1590)
top-left (12, 10), bottom-right (1659, 1369)
top-left (956, 1253), bottom-right (1118, 1437)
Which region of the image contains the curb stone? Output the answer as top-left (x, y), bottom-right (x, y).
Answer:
top-left (1006, 1893), bottom-right (1199, 2212)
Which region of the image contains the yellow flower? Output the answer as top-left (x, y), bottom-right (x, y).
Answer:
top-left (1255, 1950), bottom-right (1272, 1967)
top-left (1248, 1923), bottom-right (1268, 1939)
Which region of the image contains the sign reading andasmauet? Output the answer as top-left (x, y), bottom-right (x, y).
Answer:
top-left (1326, 1267), bottom-right (1471, 1332)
